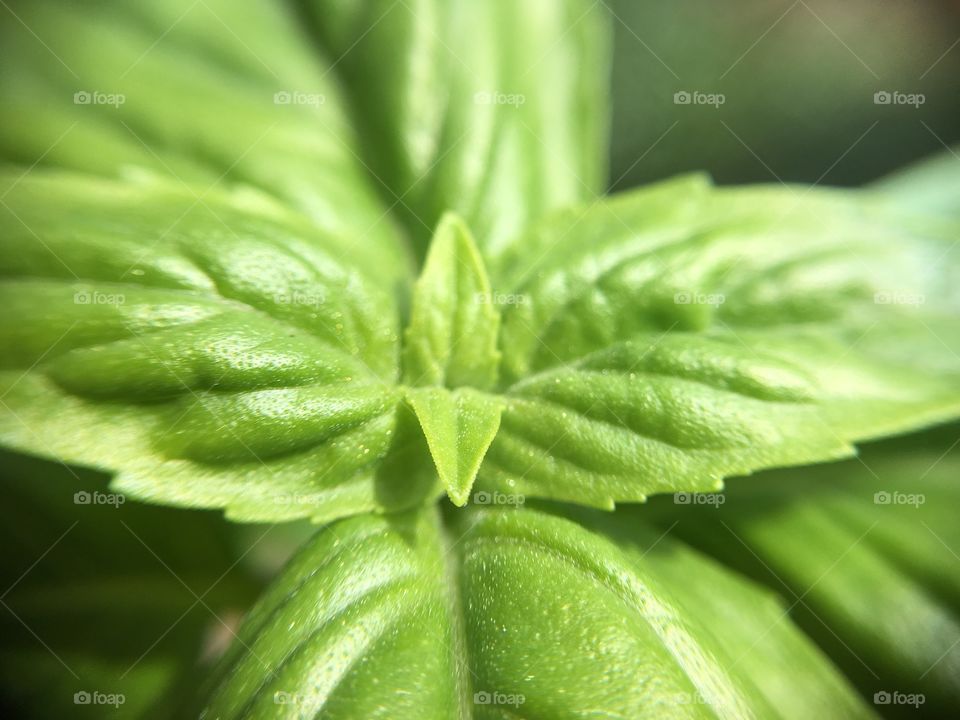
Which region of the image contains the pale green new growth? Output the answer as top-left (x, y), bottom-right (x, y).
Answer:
top-left (402, 213), bottom-right (502, 390)
top-left (405, 386), bottom-right (503, 505)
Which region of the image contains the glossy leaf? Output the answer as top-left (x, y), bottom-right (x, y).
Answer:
top-left (198, 504), bottom-right (873, 719)
top-left (637, 437), bottom-right (960, 715)
top-left (2, 0), bottom-right (960, 526)
top-left (472, 177), bottom-right (960, 507)
top-left (303, 0), bottom-right (610, 257)
top-left (0, 170), bottom-right (428, 523)
top-left (0, 0), bottom-right (410, 271)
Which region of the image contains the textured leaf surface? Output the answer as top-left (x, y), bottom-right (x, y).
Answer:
top-left (3, 0), bottom-right (960, 521)
top-left (638, 436), bottom-right (960, 715)
top-left (405, 387), bottom-right (502, 505)
top-left (0, 0), bottom-right (409, 269)
top-left (402, 214), bottom-right (501, 390)
top-left (199, 504), bottom-right (873, 719)
top-left (473, 177), bottom-right (960, 507)
top-left (0, 170), bottom-right (431, 523)
top-left (303, 0), bottom-right (610, 257)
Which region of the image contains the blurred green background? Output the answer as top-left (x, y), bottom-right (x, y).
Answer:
top-left (608, 0), bottom-right (960, 189)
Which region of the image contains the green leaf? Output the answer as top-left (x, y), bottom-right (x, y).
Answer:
top-left (0, 0), bottom-right (410, 271)
top-left (405, 386), bottom-right (502, 505)
top-left (4, 0), bottom-right (959, 521)
top-left (198, 504), bottom-right (873, 719)
top-left (402, 213), bottom-right (501, 390)
top-left (399, 215), bottom-right (503, 503)
top-left (302, 0), bottom-right (610, 257)
top-left (572, 508), bottom-right (880, 720)
top-left (638, 437), bottom-right (960, 715)
top-left (0, 169), bottom-right (435, 523)
top-left (473, 177), bottom-right (960, 507)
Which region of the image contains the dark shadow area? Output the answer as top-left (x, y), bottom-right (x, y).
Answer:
top-left (607, 0), bottom-right (960, 189)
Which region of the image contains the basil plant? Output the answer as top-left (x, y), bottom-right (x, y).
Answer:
top-left (0, 1), bottom-right (958, 718)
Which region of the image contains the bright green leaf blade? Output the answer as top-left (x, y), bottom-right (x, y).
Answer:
top-left (0, 169), bottom-right (432, 524)
top-left (303, 0), bottom-right (610, 258)
top-left (198, 504), bottom-right (874, 719)
top-left (568, 507), bottom-right (879, 720)
top-left (490, 176), bottom-right (959, 380)
top-left (0, 0), bottom-right (410, 273)
top-left (198, 508), bottom-right (464, 719)
top-left (482, 326), bottom-right (960, 508)
top-left (405, 386), bottom-right (502, 505)
top-left (402, 213), bottom-right (501, 390)
top-left (472, 177), bottom-right (960, 507)
top-left (637, 435), bottom-right (960, 715)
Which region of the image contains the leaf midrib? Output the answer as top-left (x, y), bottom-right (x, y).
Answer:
top-left (435, 506), bottom-right (475, 720)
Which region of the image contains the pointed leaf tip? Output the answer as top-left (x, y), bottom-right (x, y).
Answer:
top-left (405, 386), bottom-right (502, 505)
